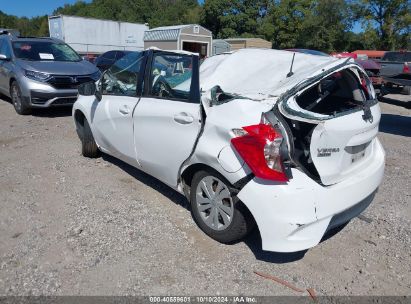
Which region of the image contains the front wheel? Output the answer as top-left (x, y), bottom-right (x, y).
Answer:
top-left (190, 170), bottom-right (255, 244)
top-left (11, 81), bottom-right (31, 115)
top-left (81, 118), bottom-right (100, 158)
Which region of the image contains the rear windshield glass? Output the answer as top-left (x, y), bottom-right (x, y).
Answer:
top-left (382, 52), bottom-right (411, 62)
top-left (12, 41), bottom-right (81, 62)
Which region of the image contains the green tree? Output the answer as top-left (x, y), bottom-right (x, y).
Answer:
top-left (354, 0), bottom-right (411, 50)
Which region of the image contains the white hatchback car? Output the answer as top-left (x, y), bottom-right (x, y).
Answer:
top-left (73, 49), bottom-right (385, 253)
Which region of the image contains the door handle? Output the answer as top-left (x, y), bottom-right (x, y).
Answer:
top-left (174, 112), bottom-right (194, 124)
top-left (119, 105), bottom-right (130, 115)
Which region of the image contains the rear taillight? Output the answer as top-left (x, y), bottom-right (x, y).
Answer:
top-left (231, 123), bottom-right (288, 182)
top-left (403, 63), bottom-right (410, 73)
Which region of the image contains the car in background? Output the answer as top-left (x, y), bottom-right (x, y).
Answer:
top-left (73, 49), bottom-right (384, 253)
top-left (0, 32), bottom-right (100, 115)
top-left (331, 52), bottom-right (358, 59)
top-left (355, 57), bottom-right (382, 90)
top-left (331, 52), bottom-right (383, 89)
top-left (380, 51), bottom-right (411, 95)
top-left (94, 50), bottom-right (133, 72)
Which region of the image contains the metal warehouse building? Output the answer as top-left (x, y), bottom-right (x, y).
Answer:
top-left (48, 15), bottom-right (148, 55)
top-left (144, 24), bottom-right (212, 58)
top-left (224, 38), bottom-right (272, 51)
top-left (212, 39), bottom-right (231, 55)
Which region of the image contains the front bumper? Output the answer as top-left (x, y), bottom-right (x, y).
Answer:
top-left (19, 76), bottom-right (78, 108)
top-left (237, 138), bottom-right (385, 253)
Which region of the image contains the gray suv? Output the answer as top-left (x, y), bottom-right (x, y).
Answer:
top-left (0, 32), bottom-right (100, 114)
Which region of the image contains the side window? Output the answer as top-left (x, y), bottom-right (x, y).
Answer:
top-left (101, 51), bottom-right (143, 97)
top-left (102, 51), bottom-right (116, 60)
top-left (0, 39), bottom-right (11, 57)
top-left (149, 52), bottom-right (193, 102)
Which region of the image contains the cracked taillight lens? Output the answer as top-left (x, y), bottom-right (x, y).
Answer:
top-left (231, 123), bottom-right (288, 182)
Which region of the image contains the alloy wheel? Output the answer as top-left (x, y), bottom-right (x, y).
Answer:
top-left (11, 84), bottom-right (22, 112)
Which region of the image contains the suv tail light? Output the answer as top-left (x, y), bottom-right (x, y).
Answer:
top-left (231, 123), bottom-right (288, 182)
top-left (403, 63), bottom-right (410, 73)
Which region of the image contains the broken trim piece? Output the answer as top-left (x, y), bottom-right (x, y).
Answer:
top-left (278, 60), bottom-right (378, 123)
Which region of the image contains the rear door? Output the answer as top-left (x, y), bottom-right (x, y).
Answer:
top-left (133, 51), bottom-right (201, 187)
top-left (91, 51), bottom-right (145, 166)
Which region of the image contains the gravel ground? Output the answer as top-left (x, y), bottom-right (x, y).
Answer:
top-left (0, 94), bottom-right (410, 296)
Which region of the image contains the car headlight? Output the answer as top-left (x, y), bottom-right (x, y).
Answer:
top-left (24, 70), bottom-right (51, 82)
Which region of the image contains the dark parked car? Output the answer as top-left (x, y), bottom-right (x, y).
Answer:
top-left (380, 51), bottom-right (411, 95)
top-left (95, 50), bottom-right (133, 72)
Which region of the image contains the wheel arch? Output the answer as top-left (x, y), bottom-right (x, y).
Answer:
top-left (181, 163), bottom-right (223, 189)
top-left (181, 162), bottom-right (256, 221)
top-left (9, 77), bottom-right (17, 95)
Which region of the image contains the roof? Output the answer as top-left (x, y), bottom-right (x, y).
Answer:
top-left (213, 39), bottom-right (231, 45)
top-left (200, 48), bottom-right (345, 99)
top-left (144, 24), bottom-right (211, 42)
top-left (49, 15), bottom-right (148, 27)
top-left (224, 38), bottom-right (270, 42)
top-left (149, 24), bottom-right (196, 31)
top-left (352, 50), bottom-right (386, 57)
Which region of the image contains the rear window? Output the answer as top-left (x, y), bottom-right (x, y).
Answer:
top-left (12, 40), bottom-right (81, 62)
top-left (382, 52), bottom-right (411, 62)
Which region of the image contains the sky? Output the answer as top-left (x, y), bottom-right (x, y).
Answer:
top-left (0, 0), bottom-right (92, 17)
top-left (0, 0), bottom-right (363, 32)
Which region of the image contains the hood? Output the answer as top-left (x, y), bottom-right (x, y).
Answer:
top-left (200, 49), bottom-right (349, 99)
top-left (16, 59), bottom-right (98, 76)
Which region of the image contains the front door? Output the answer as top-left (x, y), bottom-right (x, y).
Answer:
top-left (91, 51), bottom-right (145, 166)
top-left (0, 39), bottom-right (12, 94)
top-left (133, 51), bottom-right (201, 187)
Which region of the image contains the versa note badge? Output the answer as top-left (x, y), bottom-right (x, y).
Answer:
top-left (317, 148), bottom-right (340, 157)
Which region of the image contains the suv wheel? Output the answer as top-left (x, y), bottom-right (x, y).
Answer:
top-left (190, 170), bottom-right (255, 244)
top-left (11, 81), bottom-right (31, 115)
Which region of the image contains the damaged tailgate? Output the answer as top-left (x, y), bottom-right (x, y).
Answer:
top-left (278, 63), bottom-right (381, 185)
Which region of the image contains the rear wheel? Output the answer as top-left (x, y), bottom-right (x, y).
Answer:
top-left (81, 118), bottom-right (100, 158)
top-left (190, 170), bottom-right (254, 244)
top-left (11, 81), bottom-right (31, 115)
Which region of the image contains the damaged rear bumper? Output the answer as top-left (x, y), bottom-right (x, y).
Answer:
top-left (237, 138), bottom-right (385, 253)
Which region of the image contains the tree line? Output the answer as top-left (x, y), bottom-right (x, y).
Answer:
top-left (1, 0), bottom-right (410, 52)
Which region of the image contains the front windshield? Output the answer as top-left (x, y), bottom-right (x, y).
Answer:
top-left (12, 41), bottom-right (81, 62)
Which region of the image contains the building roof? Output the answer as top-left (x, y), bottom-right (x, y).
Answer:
top-left (144, 24), bottom-right (211, 42)
top-left (213, 39), bottom-right (231, 45)
top-left (224, 38), bottom-right (270, 42)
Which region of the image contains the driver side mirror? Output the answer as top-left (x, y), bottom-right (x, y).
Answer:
top-left (78, 81), bottom-right (102, 101)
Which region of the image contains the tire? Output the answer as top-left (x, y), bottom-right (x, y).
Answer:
top-left (190, 170), bottom-right (255, 244)
top-left (81, 118), bottom-right (100, 158)
top-left (402, 86), bottom-right (411, 95)
top-left (10, 81), bottom-right (31, 115)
